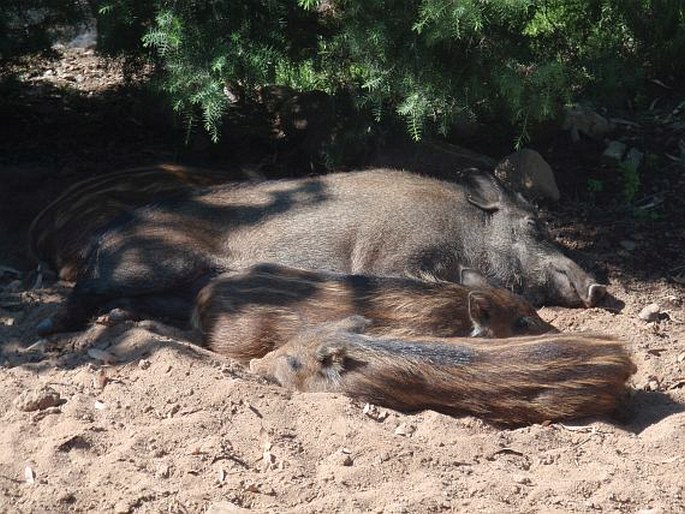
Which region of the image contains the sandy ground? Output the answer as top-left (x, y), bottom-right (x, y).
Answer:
top-left (1, 47), bottom-right (684, 514)
top-left (0, 266), bottom-right (683, 514)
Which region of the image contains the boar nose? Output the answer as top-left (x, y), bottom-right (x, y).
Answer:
top-left (586, 283), bottom-right (607, 307)
top-left (549, 259), bottom-right (606, 308)
top-left (249, 358), bottom-right (261, 373)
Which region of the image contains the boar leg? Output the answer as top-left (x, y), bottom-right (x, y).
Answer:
top-left (37, 279), bottom-right (109, 335)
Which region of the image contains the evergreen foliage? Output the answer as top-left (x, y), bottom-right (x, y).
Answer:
top-left (4, 0), bottom-right (685, 144)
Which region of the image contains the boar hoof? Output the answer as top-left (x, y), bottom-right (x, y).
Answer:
top-left (587, 284), bottom-right (607, 307)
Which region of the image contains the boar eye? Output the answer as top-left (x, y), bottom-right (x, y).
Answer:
top-left (525, 218), bottom-right (545, 237)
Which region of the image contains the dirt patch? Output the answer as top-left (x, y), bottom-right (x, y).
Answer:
top-left (1, 47), bottom-right (684, 513)
top-left (1, 282), bottom-right (683, 513)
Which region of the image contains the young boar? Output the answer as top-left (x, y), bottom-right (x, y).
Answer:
top-left (29, 164), bottom-right (232, 281)
top-left (250, 319), bottom-right (636, 427)
top-left (193, 263), bottom-right (555, 361)
top-left (39, 168), bottom-right (605, 335)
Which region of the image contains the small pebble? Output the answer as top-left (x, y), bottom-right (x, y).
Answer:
top-left (24, 466), bottom-right (36, 484)
top-left (638, 303), bottom-right (661, 322)
top-left (156, 464), bottom-right (170, 479)
top-left (645, 378), bottom-right (661, 391)
top-left (602, 140), bottom-right (627, 162)
top-left (14, 386), bottom-right (63, 412)
top-left (394, 423), bottom-right (416, 437)
top-left (514, 475), bottom-right (532, 485)
top-left (105, 308), bottom-right (132, 323)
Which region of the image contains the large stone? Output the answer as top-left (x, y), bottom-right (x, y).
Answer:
top-left (602, 141), bottom-right (627, 163)
top-left (14, 385), bottom-right (63, 412)
top-left (563, 105), bottom-right (614, 141)
top-left (494, 149), bottom-right (560, 202)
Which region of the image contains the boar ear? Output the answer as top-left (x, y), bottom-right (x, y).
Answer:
top-left (467, 291), bottom-right (492, 326)
top-left (460, 268), bottom-right (490, 288)
top-left (464, 169), bottom-right (501, 212)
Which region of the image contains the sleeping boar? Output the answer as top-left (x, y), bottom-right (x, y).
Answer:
top-left (38, 168), bottom-right (605, 335)
top-left (192, 263), bottom-right (555, 361)
top-left (250, 318), bottom-right (636, 427)
top-left (28, 164), bottom-right (232, 281)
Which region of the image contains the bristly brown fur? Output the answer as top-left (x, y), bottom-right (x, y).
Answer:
top-left (28, 164), bottom-right (230, 281)
top-left (193, 263), bottom-right (555, 362)
top-left (251, 324), bottom-right (637, 427)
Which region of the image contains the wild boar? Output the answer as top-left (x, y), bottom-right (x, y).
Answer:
top-left (250, 318), bottom-right (636, 427)
top-left (38, 168), bottom-right (605, 335)
top-left (193, 263), bottom-right (556, 361)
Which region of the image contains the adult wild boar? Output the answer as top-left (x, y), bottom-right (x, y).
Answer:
top-left (39, 168), bottom-right (605, 335)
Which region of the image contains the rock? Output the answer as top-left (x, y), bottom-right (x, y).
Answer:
top-left (363, 403), bottom-right (389, 421)
top-left (14, 386), bottom-right (63, 412)
top-left (603, 141), bottom-right (627, 163)
top-left (394, 423), bottom-right (416, 437)
top-left (155, 463), bottom-right (171, 479)
top-left (638, 303), bottom-right (661, 322)
top-left (645, 377), bottom-right (661, 391)
top-left (339, 449), bottom-right (354, 466)
top-left (494, 149), bottom-right (560, 201)
top-left (96, 308), bottom-right (133, 326)
top-left (513, 474), bottom-right (532, 485)
top-left (563, 105), bottom-right (614, 141)
top-left (24, 466), bottom-right (36, 484)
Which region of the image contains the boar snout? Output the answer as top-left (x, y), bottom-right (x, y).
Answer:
top-left (548, 260), bottom-right (607, 307)
top-left (586, 283), bottom-right (607, 307)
